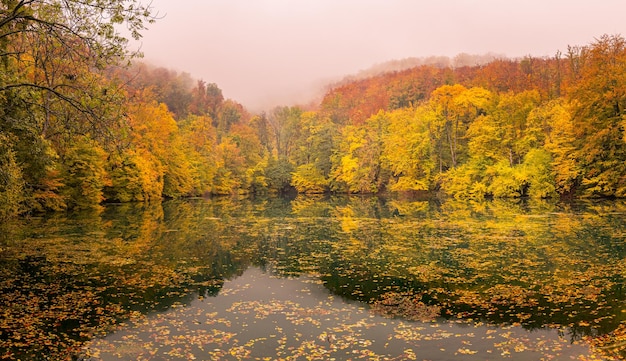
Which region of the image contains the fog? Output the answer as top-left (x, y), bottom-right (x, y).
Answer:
top-left (134, 0), bottom-right (626, 112)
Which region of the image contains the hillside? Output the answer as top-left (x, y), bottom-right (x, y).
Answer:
top-left (2, 31), bottom-right (626, 219)
top-left (319, 53), bottom-right (567, 125)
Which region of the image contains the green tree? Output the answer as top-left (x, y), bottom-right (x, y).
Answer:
top-left (0, 133), bottom-right (24, 219)
top-left (290, 112), bottom-right (337, 193)
top-left (291, 164), bottom-right (328, 194)
top-left (521, 148), bottom-right (557, 198)
top-left (265, 156), bottom-right (295, 194)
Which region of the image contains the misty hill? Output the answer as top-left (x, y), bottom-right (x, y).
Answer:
top-left (319, 53), bottom-right (564, 124)
top-left (336, 52), bottom-right (505, 86)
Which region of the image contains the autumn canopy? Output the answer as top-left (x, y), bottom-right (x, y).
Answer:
top-left (1, 1), bottom-right (626, 219)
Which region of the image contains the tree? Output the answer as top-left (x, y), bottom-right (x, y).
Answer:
top-left (428, 85), bottom-right (493, 171)
top-left (178, 114), bottom-right (218, 196)
top-left (105, 148), bottom-right (163, 202)
top-left (290, 112), bottom-right (337, 193)
top-left (331, 112), bottom-right (390, 193)
top-left (0, 0), bottom-right (155, 215)
top-left (0, 0), bottom-right (155, 121)
top-left (189, 80), bottom-right (224, 119)
top-left (521, 148), bottom-right (557, 198)
top-left (267, 106), bottom-right (302, 158)
top-left (123, 91), bottom-right (195, 199)
top-left (216, 99), bottom-right (247, 135)
top-left (382, 107), bottom-right (434, 192)
top-left (118, 63), bottom-right (195, 119)
top-left (495, 90), bottom-right (541, 166)
top-left (59, 136), bottom-right (110, 209)
top-left (442, 90), bottom-right (552, 199)
top-left (265, 156), bottom-right (295, 194)
top-left (532, 100), bottom-right (579, 196)
top-left (567, 34), bottom-right (626, 197)
top-left (0, 133), bottom-right (24, 219)
top-left (249, 113), bottom-right (272, 153)
top-left (228, 123), bottom-right (266, 192)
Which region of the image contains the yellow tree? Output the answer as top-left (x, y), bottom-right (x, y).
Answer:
top-left (429, 84), bottom-right (467, 170)
top-left (568, 34), bottom-right (626, 197)
top-left (178, 114), bottom-right (218, 196)
top-left (211, 138), bottom-right (244, 194)
top-left (123, 90), bottom-right (194, 198)
top-left (428, 85), bottom-right (493, 171)
top-left (228, 123), bottom-right (267, 193)
top-left (331, 112), bottom-right (390, 193)
top-left (466, 90), bottom-right (540, 166)
top-left (59, 136), bottom-right (110, 209)
top-left (535, 100), bottom-right (579, 196)
top-left (382, 107), bottom-right (434, 192)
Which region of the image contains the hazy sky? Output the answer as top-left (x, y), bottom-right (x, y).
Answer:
top-left (135, 0), bottom-right (626, 111)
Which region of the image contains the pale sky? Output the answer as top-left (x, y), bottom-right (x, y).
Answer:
top-left (134, 0), bottom-right (626, 112)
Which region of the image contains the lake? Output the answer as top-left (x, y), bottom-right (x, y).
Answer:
top-left (0, 195), bottom-right (625, 360)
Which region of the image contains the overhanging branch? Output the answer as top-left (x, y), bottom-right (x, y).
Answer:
top-left (0, 82), bottom-right (94, 116)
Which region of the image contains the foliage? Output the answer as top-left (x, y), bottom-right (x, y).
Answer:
top-left (59, 136), bottom-right (110, 210)
top-left (383, 107), bottom-right (434, 192)
top-left (211, 139), bottom-right (245, 195)
top-left (567, 35), bottom-right (626, 197)
top-left (4, 33), bottom-right (626, 218)
top-left (0, 133), bottom-right (24, 219)
top-left (265, 157), bottom-right (295, 194)
top-left (521, 148), bottom-right (557, 198)
top-left (289, 111), bottom-right (337, 193)
top-left (291, 163), bottom-right (328, 193)
top-left (105, 149), bottom-right (163, 202)
top-left (0, 0), bottom-right (154, 215)
top-left (331, 112), bottom-right (390, 193)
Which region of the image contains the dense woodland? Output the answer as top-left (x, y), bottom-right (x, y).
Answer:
top-left (1, 2), bottom-right (626, 219)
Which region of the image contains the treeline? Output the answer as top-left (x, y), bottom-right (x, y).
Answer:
top-left (318, 35), bottom-right (625, 198)
top-left (1, 0), bottom-right (625, 219)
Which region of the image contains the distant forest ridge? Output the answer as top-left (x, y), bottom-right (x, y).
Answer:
top-left (1, 1), bottom-right (625, 220)
top-left (334, 52), bottom-right (506, 86)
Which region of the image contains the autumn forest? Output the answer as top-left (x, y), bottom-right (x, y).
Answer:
top-left (2, 1), bottom-right (626, 220)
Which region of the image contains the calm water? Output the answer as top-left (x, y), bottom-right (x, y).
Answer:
top-left (0, 196), bottom-right (625, 360)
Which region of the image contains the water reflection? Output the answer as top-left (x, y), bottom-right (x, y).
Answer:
top-left (83, 267), bottom-right (593, 360)
top-left (0, 196), bottom-right (624, 360)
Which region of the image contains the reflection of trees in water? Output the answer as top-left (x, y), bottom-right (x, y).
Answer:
top-left (0, 201), bottom-right (252, 360)
top-left (0, 196), bottom-right (625, 359)
top-left (252, 196), bottom-right (626, 358)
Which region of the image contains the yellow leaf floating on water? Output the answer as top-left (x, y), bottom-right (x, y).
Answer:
top-left (457, 347), bottom-right (478, 355)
